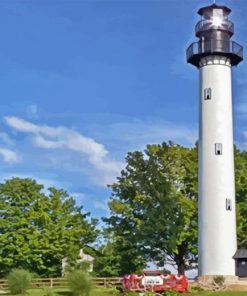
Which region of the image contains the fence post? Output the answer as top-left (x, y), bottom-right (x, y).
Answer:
top-left (50, 278), bottom-right (53, 288)
top-left (104, 278), bottom-right (107, 288)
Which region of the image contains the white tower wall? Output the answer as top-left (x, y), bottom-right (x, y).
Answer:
top-left (198, 55), bottom-right (236, 276)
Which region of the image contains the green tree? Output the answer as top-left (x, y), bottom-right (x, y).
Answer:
top-left (0, 178), bottom-right (98, 277)
top-left (235, 147), bottom-right (247, 248)
top-left (104, 142), bottom-right (198, 274)
top-left (104, 143), bottom-right (247, 274)
top-left (93, 239), bottom-right (146, 276)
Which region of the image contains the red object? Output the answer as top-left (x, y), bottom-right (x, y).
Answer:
top-left (122, 271), bottom-right (188, 293)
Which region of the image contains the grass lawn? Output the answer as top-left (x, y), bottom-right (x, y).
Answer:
top-left (4, 288), bottom-right (247, 296)
top-left (92, 290), bottom-right (247, 295)
top-left (90, 288), bottom-right (116, 295)
top-left (25, 288), bottom-right (114, 296)
top-left (78, 290), bottom-right (247, 295)
top-left (186, 292), bottom-right (247, 296)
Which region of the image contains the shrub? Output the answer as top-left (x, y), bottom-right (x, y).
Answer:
top-left (213, 275), bottom-right (225, 286)
top-left (7, 269), bottom-right (32, 294)
top-left (43, 288), bottom-right (58, 296)
top-left (190, 285), bottom-right (205, 293)
top-left (67, 270), bottom-right (92, 296)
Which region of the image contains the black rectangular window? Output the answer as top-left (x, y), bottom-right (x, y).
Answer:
top-left (204, 88), bottom-right (211, 100)
top-left (226, 199), bottom-right (232, 211)
top-left (215, 143), bottom-right (222, 155)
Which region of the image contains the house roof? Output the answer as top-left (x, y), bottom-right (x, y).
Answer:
top-left (233, 249), bottom-right (247, 259)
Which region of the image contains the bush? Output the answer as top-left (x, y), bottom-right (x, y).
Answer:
top-left (213, 275), bottom-right (225, 286)
top-left (68, 270), bottom-right (92, 296)
top-left (7, 269), bottom-right (32, 294)
top-left (43, 288), bottom-right (58, 296)
top-left (190, 285), bottom-right (205, 293)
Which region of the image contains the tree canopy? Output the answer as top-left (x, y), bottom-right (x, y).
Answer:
top-left (235, 148), bottom-right (247, 248)
top-left (92, 235), bottom-right (147, 276)
top-left (104, 142), bottom-right (198, 274)
top-left (104, 142), bottom-right (247, 275)
top-left (1, 142), bottom-right (247, 277)
top-left (0, 177), bottom-right (98, 277)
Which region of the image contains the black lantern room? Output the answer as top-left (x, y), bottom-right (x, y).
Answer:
top-left (186, 4), bottom-right (243, 67)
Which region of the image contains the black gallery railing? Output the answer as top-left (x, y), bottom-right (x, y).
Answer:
top-left (186, 40), bottom-right (243, 62)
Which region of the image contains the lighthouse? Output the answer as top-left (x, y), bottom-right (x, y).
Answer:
top-left (187, 4), bottom-right (243, 277)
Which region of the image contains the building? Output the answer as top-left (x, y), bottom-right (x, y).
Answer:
top-left (233, 249), bottom-right (247, 277)
top-left (186, 3), bottom-right (243, 278)
top-left (62, 249), bottom-right (95, 276)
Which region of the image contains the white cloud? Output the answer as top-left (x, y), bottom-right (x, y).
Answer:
top-left (94, 120), bottom-right (197, 149)
top-left (1, 174), bottom-right (56, 187)
top-left (4, 116), bottom-right (123, 186)
top-left (240, 131), bottom-right (247, 149)
top-left (71, 192), bottom-right (86, 205)
top-left (126, 122), bottom-right (196, 145)
top-left (3, 116), bottom-right (198, 186)
top-left (0, 132), bottom-right (15, 146)
top-left (0, 148), bottom-right (20, 164)
top-left (93, 199), bottom-right (108, 211)
top-left (5, 116), bottom-right (39, 133)
top-left (237, 129), bottom-right (247, 150)
top-left (33, 135), bottom-right (64, 149)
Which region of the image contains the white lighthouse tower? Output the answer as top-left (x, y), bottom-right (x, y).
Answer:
top-left (187, 4), bottom-right (243, 277)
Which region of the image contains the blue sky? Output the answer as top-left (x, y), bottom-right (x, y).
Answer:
top-left (0, 0), bottom-right (246, 223)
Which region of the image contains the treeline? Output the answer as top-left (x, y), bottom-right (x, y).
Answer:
top-left (0, 178), bottom-right (98, 277)
top-left (0, 142), bottom-right (247, 277)
top-left (100, 142), bottom-right (247, 275)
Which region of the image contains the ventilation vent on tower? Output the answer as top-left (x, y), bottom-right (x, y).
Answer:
top-left (204, 88), bottom-right (211, 100)
top-left (215, 143), bottom-right (222, 155)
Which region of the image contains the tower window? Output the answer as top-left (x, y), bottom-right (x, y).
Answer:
top-left (226, 198), bottom-right (232, 211)
top-left (204, 88), bottom-right (211, 100)
top-left (215, 143), bottom-right (222, 155)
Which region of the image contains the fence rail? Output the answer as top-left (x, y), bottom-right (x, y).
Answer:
top-left (0, 277), bottom-right (122, 290)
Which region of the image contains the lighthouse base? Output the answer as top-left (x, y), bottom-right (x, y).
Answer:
top-left (198, 275), bottom-right (238, 285)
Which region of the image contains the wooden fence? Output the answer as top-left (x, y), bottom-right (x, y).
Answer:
top-left (0, 277), bottom-right (122, 290)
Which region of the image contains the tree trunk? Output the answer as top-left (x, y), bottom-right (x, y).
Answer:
top-left (177, 263), bottom-right (186, 275)
top-left (174, 244), bottom-right (187, 275)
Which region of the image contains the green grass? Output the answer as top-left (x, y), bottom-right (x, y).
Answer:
top-left (90, 291), bottom-right (247, 296)
top-left (26, 288), bottom-right (115, 296)
top-left (186, 292), bottom-right (247, 296)
top-left (90, 288), bottom-right (116, 296)
top-left (3, 288), bottom-right (247, 296)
